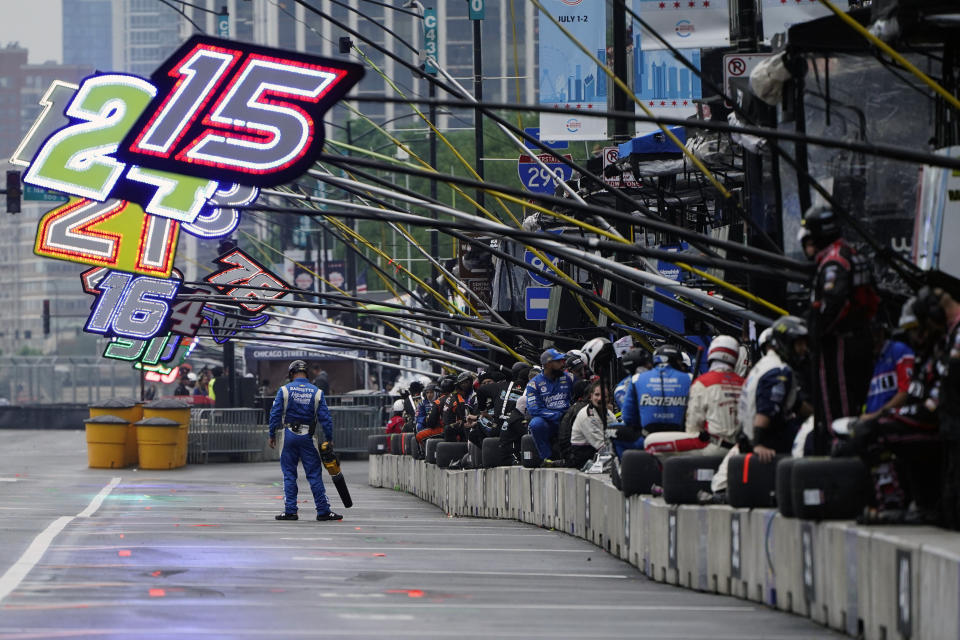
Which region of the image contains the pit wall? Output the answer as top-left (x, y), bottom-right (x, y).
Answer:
top-left (369, 454), bottom-right (960, 640)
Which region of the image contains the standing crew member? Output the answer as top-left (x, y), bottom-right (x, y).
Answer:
top-left (498, 362), bottom-right (532, 464)
top-left (443, 372), bottom-right (475, 442)
top-left (525, 349), bottom-right (576, 465)
top-left (269, 360), bottom-right (342, 521)
top-left (802, 206), bottom-right (878, 451)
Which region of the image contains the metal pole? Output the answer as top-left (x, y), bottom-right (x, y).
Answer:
top-left (612, 0), bottom-right (630, 142)
top-left (429, 82), bottom-right (439, 290)
top-left (473, 17), bottom-right (485, 212)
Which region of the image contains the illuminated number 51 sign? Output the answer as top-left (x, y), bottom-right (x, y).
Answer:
top-left (119, 36), bottom-right (364, 187)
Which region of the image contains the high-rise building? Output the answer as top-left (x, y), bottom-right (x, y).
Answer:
top-left (62, 0), bottom-right (114, 72)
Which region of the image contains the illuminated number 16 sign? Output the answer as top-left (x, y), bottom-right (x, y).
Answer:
top-left (118, 35), bottom-right (364, 187)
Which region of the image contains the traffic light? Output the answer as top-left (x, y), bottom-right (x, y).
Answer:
top-left (42, 299), bottom-right (50, 336)
top-left (5, 170), bottom-right (21, 214)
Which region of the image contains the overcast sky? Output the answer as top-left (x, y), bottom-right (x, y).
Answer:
top-left (0, 0), bottom-right (63, 64)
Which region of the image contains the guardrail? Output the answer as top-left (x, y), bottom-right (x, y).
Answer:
top-left (370, 455), bottom-right (960, 640)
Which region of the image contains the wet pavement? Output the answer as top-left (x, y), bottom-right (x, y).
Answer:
top-left (0, 430), bottom-right (841, 639)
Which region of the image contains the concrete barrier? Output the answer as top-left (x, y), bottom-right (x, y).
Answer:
top-left (368, 455), bottom-right (959, 640)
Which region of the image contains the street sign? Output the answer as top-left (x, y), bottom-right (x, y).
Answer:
top-left (523, 128), bottom-right (568, 151)
top-left (217, 11), bottom-right (230, 38)
top-left (722, 53), bottom-right (771, 106)
top-left (424, 9), bottom-right (438, 75)
top-left (601, 147), bottom-right (640, 189)
top-left (524, 248), bottom-right (559, 286)
top-left (469, 0), bottom-right (485, 20)
top-left (23, 184), bottom-right (67, 202)
top-left (525, 287), bottom-right (551, 321)
top-left (517, 153), bottom-right (574, 194)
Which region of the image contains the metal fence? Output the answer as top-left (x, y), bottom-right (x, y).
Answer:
top-left (2, 357), bottom-right (142, 405)
top-left (189, 408), bottom-right (272, 464)
top-left (187, 396), bottom-right (387, 462)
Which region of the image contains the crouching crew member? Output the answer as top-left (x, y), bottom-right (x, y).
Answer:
top-left (269, 360), bottom-right (342, 521)
top-left (644, 336), bottom-right (744, 457)
top-left (710, 317), bottom-right (810, 499)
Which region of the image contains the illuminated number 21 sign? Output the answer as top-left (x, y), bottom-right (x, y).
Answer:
top-left (119, 36), bottom-right (364, 187)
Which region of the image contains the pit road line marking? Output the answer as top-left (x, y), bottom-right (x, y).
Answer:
top-left (0, 477), bottom-right (120, 604)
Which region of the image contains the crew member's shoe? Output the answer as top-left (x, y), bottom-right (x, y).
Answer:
top-left (275, 513), bottom-right (298, 521)
top-left (317, 511), bottom-right (344, 521)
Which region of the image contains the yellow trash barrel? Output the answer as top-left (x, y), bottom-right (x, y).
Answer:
top-left (84, 415), bottom-right (131, 469)
top-left (89, 398), bottom-right (142, 467)
top-left (144, 399), bottom-right (191, 467)
top-left (135, 417), bottom-right (183, 470)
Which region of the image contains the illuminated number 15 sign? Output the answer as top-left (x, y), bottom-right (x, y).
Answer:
top-left (118, 36), bottom-right (364, 187)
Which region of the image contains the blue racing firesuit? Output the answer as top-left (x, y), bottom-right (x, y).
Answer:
top-left (415, 396), bottom-right (431, 432)
top-left (618, 363), bottom-right (691, 457)
top-left (269, 378), bottom-right (334, 516)
top-left (525, 371), bottom-right (575, 459)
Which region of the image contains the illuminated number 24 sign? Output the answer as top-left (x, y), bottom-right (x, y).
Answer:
top-left (119, 36), bottom-right (364, 187)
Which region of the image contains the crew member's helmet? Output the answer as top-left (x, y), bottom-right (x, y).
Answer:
top-left (621, 348), bottom-right (652, 371)
top-left (758, 327), bottom-right (774, 352)
top-left (391, 399), bottom-right (406, 413)
top-left (582, 337), bottom-right (614, 371)
top-left (801, 206), bottom-right (841, 248)
top-left (565, 349), bottom-right (587, 370)
top-left (455, 371), bottom-right (475, 388)
top-left (652, 344), bottom-right (683, 369)
top-left (511, 361), bottom-right (532, 381)
top-left (770, 316), bottom-right (809, 364)
top-left (288, 360), bottom-right (308, 377)
top-left (438, 376), bottom-right (456, 393)
top-left (707, 335), bottom-right (740, 367)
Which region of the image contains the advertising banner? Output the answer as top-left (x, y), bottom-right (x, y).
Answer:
top-left (632, 0), bottom-right (730, 51)
top-left (633, 48), bottom-right (702, 135)
top-left (538, 0), bottom-right (607, 141)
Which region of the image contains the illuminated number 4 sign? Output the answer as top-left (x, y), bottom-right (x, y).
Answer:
top-left (119, 36), bottom-right (364, 187)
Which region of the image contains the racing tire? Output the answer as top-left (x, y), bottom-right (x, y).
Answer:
top-left (619, 450), bottom-right (661, 498)
top-left (520, 434), bottom-right (541, 469)
top-left (790, 457), bottom-right (869, 520)
top-left (661, 455), bottom-right (726, 505)
top-left (425, 438), bottom-right (440, 464)
top-left (727, 453), bottom-right (787, 508)
top-left (435, 442), bottom-right (469, 469)
top-left (481, 437), bottom-right (501, 468)
top-left (389, 433), bottom-right (403, 455)
top-left (776, 458), bottom-right (799, 518)
top-left (402, 432), bottom-right (415, 456)
top-left (368, 434), bottom-right (389, 455)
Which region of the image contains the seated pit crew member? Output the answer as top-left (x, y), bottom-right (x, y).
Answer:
top-left (569, 381), bottom-right (617, 469)
top-left (415, 383), bottom-right (437, 432)
top-left (565, 349), bottom-right (592, 382)
top-left (385, 399), bottom-right (406, 435)
top-left (268, 359), bottom-right (342, 522)
top-left (834, 291), bottom-right (946, 524)
top-left (557, 379), bottom-right (590, 467)
top-left (644, 335), bottom-right (744, 457)
top-left (402, 381), bottom-right (424, 431)
top-left (614, 348), bottom-right (653, 411)
top-left (525, 348), bottom-right (576, 465)
top-left (617, 344), bottom-right (691, 459)
top-left (861, 305), bottom-right (916, 421)
top-left (416, 376), bottom-right (454, 448)
top-left (498, 362), bottom-right (533, 465)
top-left (709, 316), bottom-right (810, 499)
top-left (443, 372), bottom-right (475, 442)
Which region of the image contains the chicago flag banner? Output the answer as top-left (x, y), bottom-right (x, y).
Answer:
top-left (538, 0), bottom-right (608, 141)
